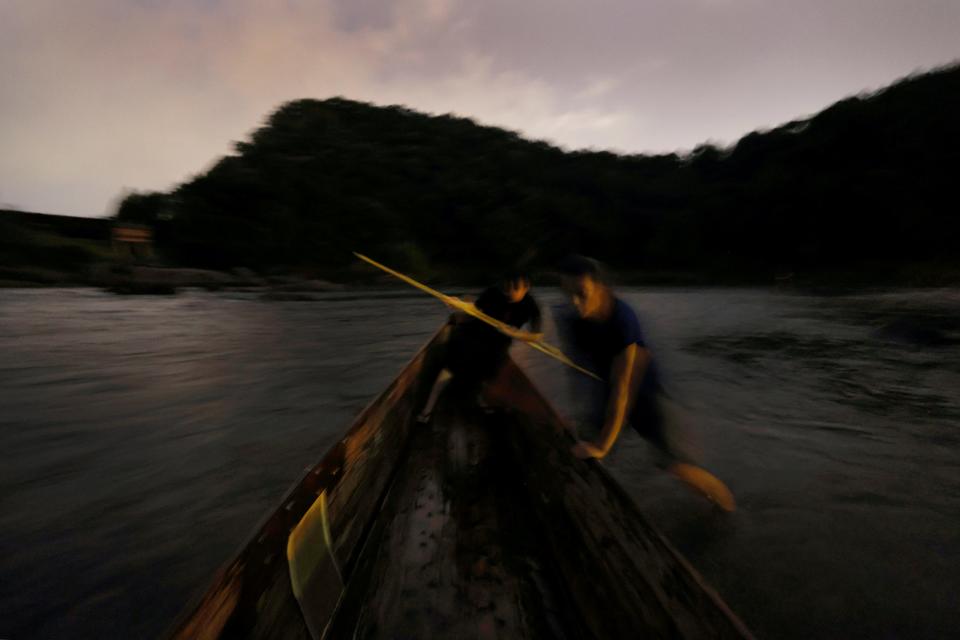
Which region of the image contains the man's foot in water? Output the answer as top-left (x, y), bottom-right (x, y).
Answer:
top-left (668, 462), bottom-right (736, 512)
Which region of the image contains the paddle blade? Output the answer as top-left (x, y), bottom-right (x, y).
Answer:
top-left (287, 491), bottom-right (344, 639)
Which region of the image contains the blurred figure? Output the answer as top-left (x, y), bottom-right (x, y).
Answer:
top-left (417, 272), bottom-right (543, 422)
top-left (556, 255), bottom-right (734, 511)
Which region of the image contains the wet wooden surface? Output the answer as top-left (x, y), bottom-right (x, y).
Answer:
top-left (329, 387), bottom-right (588, 639)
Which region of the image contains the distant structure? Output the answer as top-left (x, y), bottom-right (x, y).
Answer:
top-left (0, 209), bottom-right (109, 239)
top-left (112, 223), bottom-right (153, 262)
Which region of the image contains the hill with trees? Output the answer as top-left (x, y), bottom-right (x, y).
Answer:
top-left (115, 63), bottom-right (960, 284)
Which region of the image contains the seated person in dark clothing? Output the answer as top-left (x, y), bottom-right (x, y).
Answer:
top-left (555, 255), bottom-right (734, 511)
top-left (417, 272), bottom-right (542, 422)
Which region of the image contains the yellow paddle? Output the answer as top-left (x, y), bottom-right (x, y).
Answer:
top-left (353, 252), bottom-right (600, 380)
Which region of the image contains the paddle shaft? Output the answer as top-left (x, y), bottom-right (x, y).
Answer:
top-left (353, 253), bottom-right (600, 380)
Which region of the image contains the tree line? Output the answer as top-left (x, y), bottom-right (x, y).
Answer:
top-left (116, 63), bottom-right (960, 283)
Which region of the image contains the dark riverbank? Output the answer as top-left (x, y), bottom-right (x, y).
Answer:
top-left (5, 205), bottom-right (960, 293)
top-left (3, 260), bottom-right (960, 293)
top-left (7, 64), bottom-right (960, 296)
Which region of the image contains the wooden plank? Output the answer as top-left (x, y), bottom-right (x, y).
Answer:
top-left (327, 390), bottom-right (590, 639)
top-left (112, 228), bottom-right (153, 243)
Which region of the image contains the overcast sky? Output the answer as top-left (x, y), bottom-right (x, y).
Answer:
top-left (2, 0), bottom-right (958, 217)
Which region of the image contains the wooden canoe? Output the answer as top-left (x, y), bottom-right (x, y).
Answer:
top-left (167, 323), bottom-right (754, 639)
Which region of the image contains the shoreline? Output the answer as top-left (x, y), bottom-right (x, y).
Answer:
top-left (3, 271), bottom-right (959, 294)
top-left (3, 252), bottom-right (960, 295)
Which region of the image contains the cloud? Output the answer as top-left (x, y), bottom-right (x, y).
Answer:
top-left (1, 0), bottom-right (958, 216)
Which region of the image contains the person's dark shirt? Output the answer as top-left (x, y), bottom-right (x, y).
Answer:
top-left (476, 286), bottom-right (541, 329)
top-left (562, 296), bottom-right (660, 395)
top-left (466, 286), bottom-right (542, 349)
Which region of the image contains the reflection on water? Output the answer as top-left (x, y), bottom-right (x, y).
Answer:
top-left (1, 287), bottom-right (959, 639)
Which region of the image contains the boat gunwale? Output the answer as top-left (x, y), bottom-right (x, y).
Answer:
top-left (165, 324), bottom-right (449, 639)
top-left (490, 360), bottom-right (756, 640)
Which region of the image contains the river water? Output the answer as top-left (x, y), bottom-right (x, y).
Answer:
top-left (1, 287), bottom-right (958, 639)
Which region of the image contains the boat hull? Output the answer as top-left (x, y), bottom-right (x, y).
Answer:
top-left (168, 324), bottom-right (753, 639)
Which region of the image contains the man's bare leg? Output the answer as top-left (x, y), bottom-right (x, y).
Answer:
top-left (417, 368), bottom-right (453, 423)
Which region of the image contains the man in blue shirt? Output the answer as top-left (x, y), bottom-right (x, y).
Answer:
top-left (556, 255), bottom-right (734, 511)
top-left (556, 255), bottom-right (665, 460)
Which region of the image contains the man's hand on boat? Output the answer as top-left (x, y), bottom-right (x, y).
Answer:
top-left (571, 440), bottom-right (608, 460)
